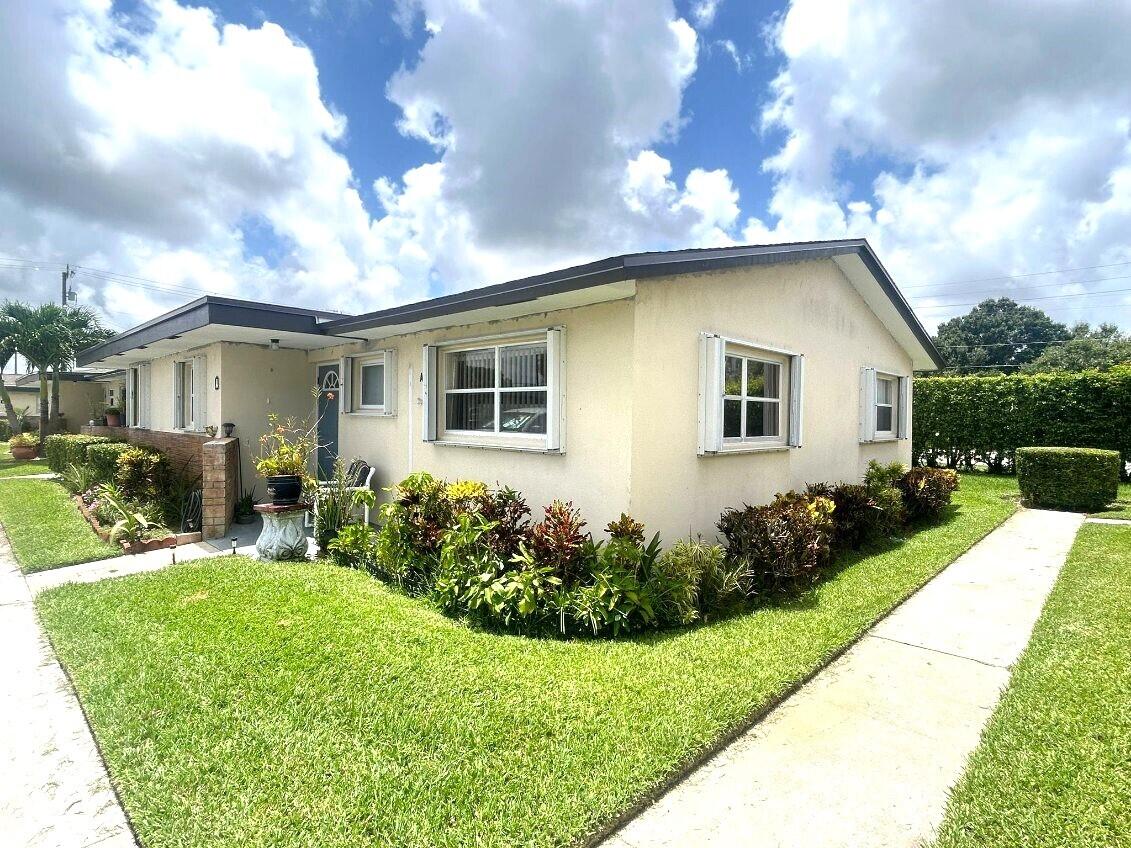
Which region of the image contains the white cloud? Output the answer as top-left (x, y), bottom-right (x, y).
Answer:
top-left (0, 0), bottom-right (742, 329)
top-left (692, 0), bottom-right (722, 29)
top-left (747, 0), bottom-right (1131, 330)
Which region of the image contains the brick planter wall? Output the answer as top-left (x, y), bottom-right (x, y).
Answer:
top-left (80, 426), bottom-right (240, 539)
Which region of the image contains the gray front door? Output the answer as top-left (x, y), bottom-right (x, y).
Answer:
top-left (316, 364), bottom-right (340, 480)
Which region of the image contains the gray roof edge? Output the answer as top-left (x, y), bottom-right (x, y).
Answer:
top-left (76, 296), bottom-right (341, 366)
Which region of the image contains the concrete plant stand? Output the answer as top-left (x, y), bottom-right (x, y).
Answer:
top-left (253, 503), bottom-right (311, 561)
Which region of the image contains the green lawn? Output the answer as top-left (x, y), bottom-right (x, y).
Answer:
top-left (0, 479), bottom-right (118, 572)
top-left (933, 522), bottom-right (1131, 848)
top-left (0, 439), bottom-right (51, 477)
top-left (1089, 481), bottom-right (1131, 520)
top-left (36, 474), bottom-right (1018, 848)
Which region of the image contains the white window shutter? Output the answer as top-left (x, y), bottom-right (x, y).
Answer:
top-left (859, 366), bottom-right (877, 443)
top-left (192, 355), bottom-right (208, 431)
top-left (698, 333), bottom-right (724, 454)
top-left (125, 369), bottom-right (135, 427)
top-left (421, 344), bottom-right (438, 441)
top-left (140, 364), bottom-right (151, 428)
top-left (339, 356), bottom-right (353, 414)
top-left (383, 349), bottom-right (397, 415)
top-left (545, 328), bottom-right (564, 452)
top-left (788, 354), bottom-right (805, 448)
top-left (897, 376), bottom-right (910, 440)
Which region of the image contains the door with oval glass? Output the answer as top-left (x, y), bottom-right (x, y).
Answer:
top-left (316, 364), bottom-right (340, 480)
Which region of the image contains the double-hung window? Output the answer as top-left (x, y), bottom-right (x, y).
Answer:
top-left (699, 334), bottom-right (804, 454)
top-left (174, 360), bottom-right (194, 430)
top-left (339, 351), bottom-right (396, 416)
top-left (360, 359), bottom-right (386, 410)
top-left (860, 367), bottom-right (909, 442)
top-left (125, 363), bottom-right (150, 427)
top-left (422, 329), bottom-right (564, 451)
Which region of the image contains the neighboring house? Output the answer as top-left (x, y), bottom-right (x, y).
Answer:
top-left (3, 370), bottom-right (121, 433)
top-left (77, 240), bottom-right (943, 542)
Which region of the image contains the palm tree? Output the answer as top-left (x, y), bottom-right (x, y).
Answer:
top-left (0, 302), bottom-right (71, 443)
top-left (0, 338), bottom-right (21, 434)
top-left (49, 306), bottom-right (111, 427)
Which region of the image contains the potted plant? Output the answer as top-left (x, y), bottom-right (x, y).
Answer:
top-left (255, 415), bottom-right (317, 505)
top-left (9, 432), bottom-right (40, 460)
top-left (234, 487), bottom-right (257, 524)
top-left (104, 406), bottom-right (122, 427)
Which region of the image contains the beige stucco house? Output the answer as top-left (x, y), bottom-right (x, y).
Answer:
top-left (77, 240), bottom-right (943, 542)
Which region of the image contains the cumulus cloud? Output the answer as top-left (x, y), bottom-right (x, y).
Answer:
top-left (692, 0), bottom-right (723, 29)
top-left (747, 0), bottom-right (1131, 328)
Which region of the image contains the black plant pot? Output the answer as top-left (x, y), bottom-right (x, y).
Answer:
top-left (222, 422), bottom-right (235, 438)
top-left (265, 474), bottom-right (302, 505)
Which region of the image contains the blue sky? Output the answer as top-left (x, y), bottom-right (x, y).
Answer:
top-left (1, 0), bottom-right (1130, 333)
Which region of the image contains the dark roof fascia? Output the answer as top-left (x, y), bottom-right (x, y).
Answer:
top-left (319, 240), bottom-right (944, 368)
top-left (77, 297), bottom-right (341, 366)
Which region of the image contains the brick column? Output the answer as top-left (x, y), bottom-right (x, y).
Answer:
top-left (202, 437), bottom-right (239, 539)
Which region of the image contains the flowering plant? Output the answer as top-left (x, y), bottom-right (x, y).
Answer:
top-left (255, 415), bottom-right (318, 485)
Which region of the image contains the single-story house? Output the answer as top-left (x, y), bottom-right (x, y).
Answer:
top-left (2, 369), bottom-right (124, 433)
top-left (77, 240), bottom-right (943, 542)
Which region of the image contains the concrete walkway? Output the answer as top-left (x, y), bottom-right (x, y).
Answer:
top-left (0, 533), bottom-right (138, 848)
top-left (605, 508), bottom-right (1084, 848)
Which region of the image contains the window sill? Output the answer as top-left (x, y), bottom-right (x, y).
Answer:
top-left (431, 439), bottom-right (562, 455)
top-left (347, 410), bottom-right (395, 418)
top-left (703, 444), bottom-right (792, 456)
top-left (864, 436), bottom-right (901, 443)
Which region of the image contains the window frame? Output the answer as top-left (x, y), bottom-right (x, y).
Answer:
top-left (874, 374), bottom-right (897, 438)
top-left (722, 352), bottom-right (785, 446)
top-left (357, 354), bottom-right (387, 412)
top-left (441, 337), bottom-right (549, 446)
top-left (422, 328), bottom-right (564, 453)
top-left (173, 359), bottom-right (195, 431)
top-left (699, 334), bottom-right (803, 456)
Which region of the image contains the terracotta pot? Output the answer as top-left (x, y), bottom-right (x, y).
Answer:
top-left (105, 413), bottom-right (122, 427)
top-left (266, 474), bottom-right (302, 505)
top-left (10, 444), bottom-right (38, 460)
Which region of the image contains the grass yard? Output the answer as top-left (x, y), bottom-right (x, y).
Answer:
top-left (0, 478), bottom-right (118, 572)
top-left (1089, 481), bottom-right (1131, 520)
top-left (933, 522), bottom-right (1131, 848)
top-left (37, 474), bottom-right (1018, 848)
top-left (0, 439), bottom-right (51, 477)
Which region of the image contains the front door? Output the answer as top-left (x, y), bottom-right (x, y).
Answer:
top-left (316, 364), bottom-right (340, 480)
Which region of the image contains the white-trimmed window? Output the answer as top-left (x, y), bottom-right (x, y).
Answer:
top-left (699, 334), bottom-right (804, 454)
top-left (173, 354), bottom-right (208, 431)
top-left (340, 350), bottom-right (397, 416)
top-left (422, 329), bottom-right (564, 451)
top-left (125, 363), bottom-right (151, 427)
top-left (860, 368), bottom-right (909, 442)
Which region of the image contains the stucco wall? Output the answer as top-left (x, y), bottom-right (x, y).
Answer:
top-left (145, 342), bottom-right (224, 433)
top-left (325, 298), bottom-right (636, 525)
top-left (218, 343), bottom-right (314, 492)
top-left (628, 260), bottom-right (913, 542)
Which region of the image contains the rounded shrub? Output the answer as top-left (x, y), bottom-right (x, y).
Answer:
top-left (1016, 447), bottom-right (1120, 511)
top-left (86, 442), bottom-right (134, 485)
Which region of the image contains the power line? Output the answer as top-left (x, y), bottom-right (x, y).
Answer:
top-left (901, 259), bottom-right (1131, 290)
top-left (916, 286), bottom-right (1131, 311)
top-left (0, 255), bottom-right (224, 299)
top-left (905, 273), bottom-right (1131, 304)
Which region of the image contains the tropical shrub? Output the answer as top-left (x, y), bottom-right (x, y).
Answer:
top-left (327, 522), bottom-right (379, 573)
top-left (86, 442), bottom-right (133, 485)
top-left (805, 482), bottom-right (884, 550)
top-left (60, 462), bottom-right (98, 496)
top-left (9, 432), bottom-right (39, 448)
top-left (605, 513), bottom-right (646, 545)
top-left (718, 493), bottom-right (835, 598)
top-left (1016, 447), bottom-right (1120, 511)
top-left (313, 460), bottom-right (377, 551)
top-left (652, 538), bottom-right (735, 625)
top-left (115, 446), bottom-right (169, 501)
top-left (477, 486), bottom-right (532, 560)
top-left (864, 460), bottom-right (907, 533)
top-left (897, 467), bottom-right (960, 522)
top-left (43, 434), bottom-right (112, 473)
top-left (913, 367), bottom-right (1131, 475)
top-left (374, 472), bottom-right (453, 590)
top-left (98, 484), bottom-right (154, 545)
top-left (528, 500), bottom-right (588, 587)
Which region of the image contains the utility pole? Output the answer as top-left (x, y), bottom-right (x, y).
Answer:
top-left (61, 264), bottom-right (77, 307)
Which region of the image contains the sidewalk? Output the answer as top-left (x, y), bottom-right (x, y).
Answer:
top-left (0, 532), bottom-right (138, 848)
top-left (604, 508), bottom-right (1084, 848)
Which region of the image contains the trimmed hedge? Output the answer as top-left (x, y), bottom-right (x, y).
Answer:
top-left (44, 434), bottom-right (115, 474)
top-left (86, 442), bottom-right (135, 485)
top-left (1017, 447), bottom-right (1120, 512)
top-left (913, 366), bottom-right (1131, 476)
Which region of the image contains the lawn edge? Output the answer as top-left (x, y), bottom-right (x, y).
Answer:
top-left (580, 501), bottom-right (1020, 848)
top-left (2, 523), bottom-right (147, 848)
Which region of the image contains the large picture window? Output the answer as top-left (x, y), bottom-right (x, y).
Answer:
top-left (422, 328), bottom-right (563, 451)
top-left (444, 341), bottom-right (548, 435)
top-left (699, 334), bottom-right (803, 454)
